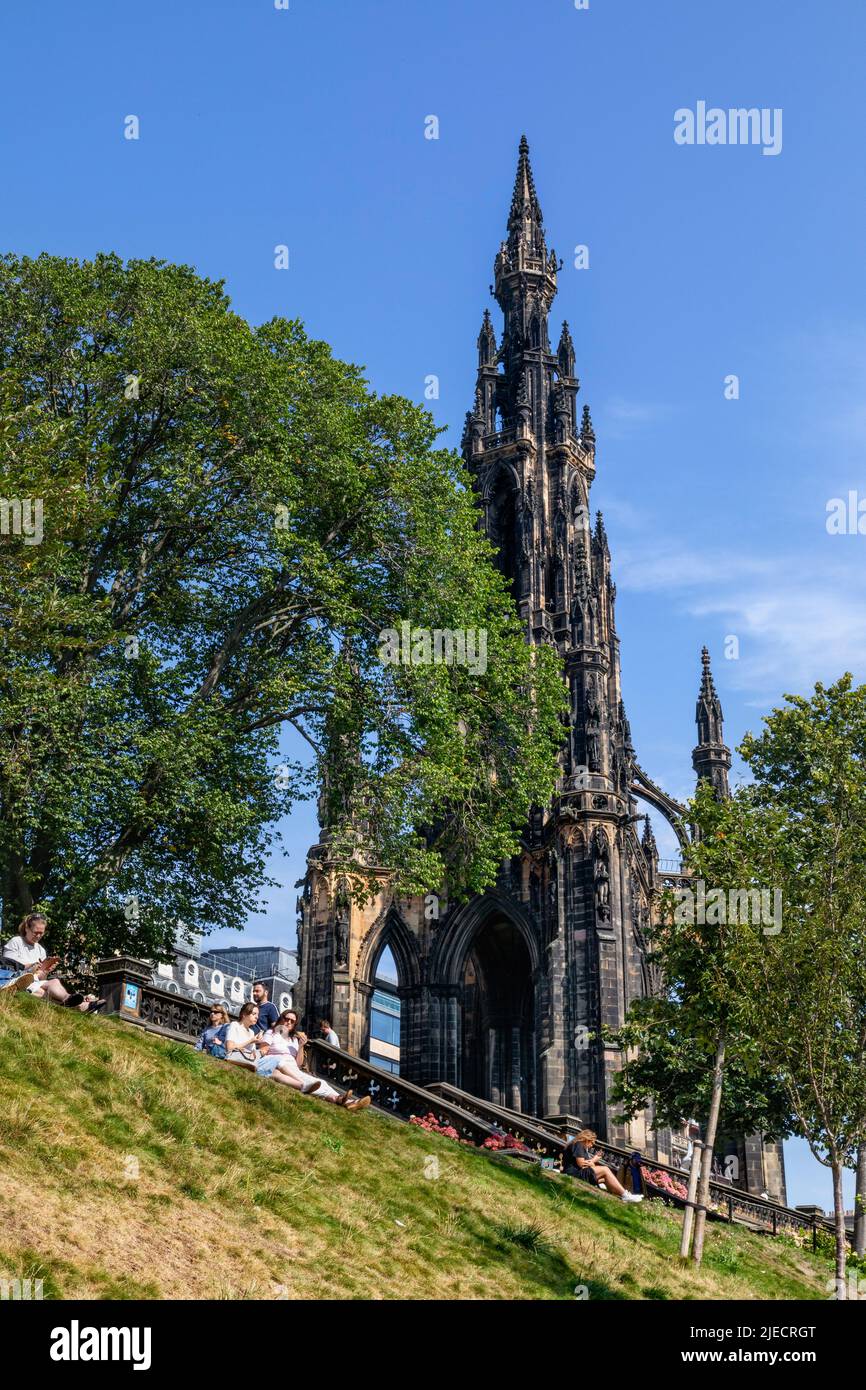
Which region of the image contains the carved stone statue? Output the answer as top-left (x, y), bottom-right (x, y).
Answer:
top-left (584, 677), bottom-right (602, 771)
top-left (295, 895), bottom-right (305, 971)
top-left (529, 869), bottom-right (541, 916)
top-left (333, 876), bottom-right (350, 967)
top-left (593, 828), bottom-right (611, 922)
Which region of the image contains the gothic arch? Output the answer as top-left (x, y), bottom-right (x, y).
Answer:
top-left (432, 890), bottom-right (541, 1110)
top-left (431, 889), bottom-right (541, 990)
top-left (481, 459), bottom-right (521, 507)
top-left (630, 763), bottom-right (691, 854)
top-left (355, 904), bottom-right (422, 993)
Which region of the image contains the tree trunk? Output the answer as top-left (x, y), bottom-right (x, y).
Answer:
top-left (679, 1139), bottom-right (704, 1259)
top-left (831, 1157), bottom-right (848, 1298)
top-left (690, 1025), bottom-right (726, 1266)
top-left (854, 1142), bottom-right (866, 1260)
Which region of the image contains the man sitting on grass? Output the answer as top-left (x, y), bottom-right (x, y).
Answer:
top-left (1, 913), bottom-right (105, 1013)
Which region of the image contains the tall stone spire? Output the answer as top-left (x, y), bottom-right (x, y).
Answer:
top-left (491, 137), bottom-right (561, 431)
top-left (506, 134), bottom-right (547, 262)
top-left (692, 647), bottom-right (732, 798)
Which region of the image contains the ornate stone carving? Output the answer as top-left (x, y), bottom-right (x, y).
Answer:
top-left (592, 826), bottom-right (611, 923)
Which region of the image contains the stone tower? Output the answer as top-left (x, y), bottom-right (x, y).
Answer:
top-left (295, 139), bottom-right (786, 1195)
top-left (693, 646), bottom-right (732, 800)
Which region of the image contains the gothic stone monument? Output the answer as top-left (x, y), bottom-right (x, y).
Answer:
top-left (295, 138), bottom-right (786, 1200)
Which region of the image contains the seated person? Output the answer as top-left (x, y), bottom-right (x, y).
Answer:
top-left (319, 1018), bottom-right (340, 1047)
top-left (255, 1023), bottom-right (322, 1095)
top-left (195, 1002), bottom-right (230, 1051)
top-left (222, 1002), bottom-right (265, 1068)
top-left (2, 913), bottom-right (105, 1013)
top-left (258, 1011), bottom-right (369, 1110)
top-left (250, 982), bottom-right (279, 1035)
top-left (562, 1129), bottom-right (643, 1204)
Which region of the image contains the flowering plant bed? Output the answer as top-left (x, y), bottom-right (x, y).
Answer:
top-left (481, 1133), bottom-right (532, 1153)
top-left (408, 1114), bottom-right (535, 1153)
top-left (641, 1165), bottom-right (690, 1203)
top-left (638, 1165), bottom-right (725, 1219)
top-left (409, 1112), bottom-right (463, 1140)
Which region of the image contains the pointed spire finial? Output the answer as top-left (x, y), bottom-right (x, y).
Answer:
top-left (507, 135), bottom-right (545, 254)
top-left (557, 320), bottom-right (576, 377)
top-left (477, 307), bottom-right (497, 365)
top-left (700, 646), bottom-right (718, 698)
top-left (581, 402), bottom-right (595, 448)
top-left (693, 646), bottom-right (731, 800)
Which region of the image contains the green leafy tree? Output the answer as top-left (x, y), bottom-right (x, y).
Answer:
top-left (0, 253), bottom-right (565, 962)
top-left (610, 994), bottom-right (794, 1155)
top-left (610, 778), bottom-right (787, 1266)
top-left (731, 676), bottom-right (866, 1296)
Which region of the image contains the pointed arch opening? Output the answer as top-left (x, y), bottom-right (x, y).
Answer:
top-left (485, 470), bottom-right (521, 603)
top-left (459, 912), bottom-right (536, 1112)
top-left (368, 943), bottom-right (401, 1074)
top-left (355, 908), bottom-right (421, 1079)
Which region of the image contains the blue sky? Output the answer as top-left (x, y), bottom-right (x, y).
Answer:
top-left (3, 0), bottom-right (864, 1208)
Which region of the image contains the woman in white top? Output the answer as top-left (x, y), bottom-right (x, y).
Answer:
top-left (223, 1002), bottom-right (266, 1069)
top-left (258, 1010), bottom-right (369, 1110)
top-left (1, 913), bottom-right (105, 1012)
top-left (255, 1022), bottom-right (322, 1094)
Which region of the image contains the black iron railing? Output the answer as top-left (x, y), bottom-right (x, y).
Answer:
top-left (306, 1040), bottom-right (504, 1148)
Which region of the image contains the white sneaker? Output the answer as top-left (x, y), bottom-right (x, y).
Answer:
top-left (621, 1192), bottom-right (643, 1204)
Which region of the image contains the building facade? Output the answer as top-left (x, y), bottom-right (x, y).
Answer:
top-left (152, 943), bottom-right (298, 1016)
top-left (295, 139), bottom-right (785, 1199)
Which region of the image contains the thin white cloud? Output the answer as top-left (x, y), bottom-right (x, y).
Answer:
top-left (617, 538), bottom-right (866, 703)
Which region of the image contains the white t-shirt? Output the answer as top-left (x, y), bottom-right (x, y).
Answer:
top-left (261, 1029), bottom-right (294, 1056)
top-left (324, 1029), bottom-right (340, 1047)
top-left (2, 935), bottom-right (47, 972)
top-left (225, 1022), bottom-right (256, 1052)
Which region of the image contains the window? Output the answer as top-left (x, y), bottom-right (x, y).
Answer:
top-left (368, 943), bottom-right (401, 1073)
top-left (371, 1008), bottom-right (400, 1049)
top-left (370, 1053), bottom-right (400, 1075)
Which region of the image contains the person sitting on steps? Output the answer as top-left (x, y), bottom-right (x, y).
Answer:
top-left (1, 912), bottom-right (105, 1013)
top-left (563, 1128), bottom-right (643, 1204)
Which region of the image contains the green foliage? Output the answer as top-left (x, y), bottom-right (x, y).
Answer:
top-left (495, 1220), bottom-right (549, 1254)
top-left (610, 777), bottom-right (793, 1140)
top-left (0, 252), bottom-right (565, 954)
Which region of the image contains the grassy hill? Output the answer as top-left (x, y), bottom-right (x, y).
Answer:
top-left (0, 990), bottom-right (835, 1301)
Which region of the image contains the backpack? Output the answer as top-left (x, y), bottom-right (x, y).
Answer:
top-left (209, 1023), bottom-right (230, 1060)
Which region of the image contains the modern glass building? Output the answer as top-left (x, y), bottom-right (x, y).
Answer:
top-left (369, 946), bottom-right (400, 1073)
